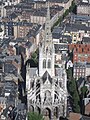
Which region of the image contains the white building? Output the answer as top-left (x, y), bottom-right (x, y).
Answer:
top-left (26, 4), bottom-right (67, 120)
top-left (2, 0), bottom-right (21, 6)
top-left (66, 60), bottom-right (73, 69)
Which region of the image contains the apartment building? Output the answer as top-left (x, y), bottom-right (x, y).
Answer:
top-left (77, 0), bottom-right (90, 16)
top-left (69, 44), bottom-right (90, 63)
top-left (64, 23), bottom-right (90, 43)
top-left (30, 6), bottom-right (64, 26)
top-left (34, 0), bottom-right (73, 11)
top-left (69, 44), bottom-right (90, 79)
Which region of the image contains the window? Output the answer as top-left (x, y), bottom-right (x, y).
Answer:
top-left (74, 69), bottom-right (76, 72)
top-left (74, 35), bottom-right (76, 37)
top-left (48, 59), bottom-right (51, 68)
top-left (79, 33), bottom-right (81, 38)
top-left (82, 48), bottom-right (84, 52)
top-left (43, 59), bottom-right (46, 68)
top-left (59, 82), bottom-right (62, 88)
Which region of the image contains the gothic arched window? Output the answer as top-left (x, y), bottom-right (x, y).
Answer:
top-left (43, 59), bottom-right (46, 68)
top-left (48, 59), bottom-right (51, 68)
top-left (44, 90), bottom-right (51, 101)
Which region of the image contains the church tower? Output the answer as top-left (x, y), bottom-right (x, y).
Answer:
top-left (26, 3), bottom-right (67, 120)
top-left (39, 3), bottom-right (55, 77)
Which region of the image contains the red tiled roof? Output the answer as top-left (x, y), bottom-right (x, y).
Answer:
top-left (69, 44), bottom-right (90, 63)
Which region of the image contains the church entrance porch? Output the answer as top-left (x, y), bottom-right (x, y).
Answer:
top-left (54, 107), bottom-right (59, 119)
top-left (36, 106), bottom-right (41, 114)
top-left (43, 108), bottom-right (51, 120)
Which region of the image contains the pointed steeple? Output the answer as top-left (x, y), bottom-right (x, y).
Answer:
top-left (45, 2), bottom-right (50, 27)
top-left (44, 2), bottom-right (52, 47)
top-left (39, 2), bottom-right (55, 77)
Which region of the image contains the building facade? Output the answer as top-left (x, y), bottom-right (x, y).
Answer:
top-left (77, 1), bottom-right (90, 16)
top-left (26, 4), bottom-right (67, 120)
top-left (69, 44), bottom-right (90, 63)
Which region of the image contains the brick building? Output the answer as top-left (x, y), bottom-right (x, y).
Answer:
top-left (69, 44), bottom-right (90, 79)
top-left (69, 44), bottom-right (90, 63)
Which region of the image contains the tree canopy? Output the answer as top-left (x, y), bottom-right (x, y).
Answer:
top-left (66, 68), bottom-right (73, 80)
top-left (26, 49), bottom-right (39, 67)
top-left (81, 86), bottom-right (89, 98)
top-left (28, 112), bottom-right (44, 120)
top-left (67, 68), bottom-right (80, 113)
top-left (68, 78), bottom-right (80, 113)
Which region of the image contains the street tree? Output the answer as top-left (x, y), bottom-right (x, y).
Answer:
top-left (28, 112), bottom-right (44, 120)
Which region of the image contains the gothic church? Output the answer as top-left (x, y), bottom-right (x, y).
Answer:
top-left (26, 4), bottom-right (67, 120)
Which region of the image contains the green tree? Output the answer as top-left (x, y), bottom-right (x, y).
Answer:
top-left (31, 52), bottom-right (37, 62)
top-left (69, 0), bottom-right (76, 12)
top-left (81, 86), bottom-right (88, 98)
top-left (31, 49), bottom-right (39, 66)
top-left (68, 78), bottom-right (80, 113)
top-left (51, 0), bottom-right (76, 30)
top-left (68, 78), bottom-right (76, 93)
top-left (28, 112), bottom-right (44, 120)
top-left (66, 68), bottom-right (72, 80)
top-left (63, 9), bottom-right (69, 18)
top-left (73, 90), bottom-right (80, 113)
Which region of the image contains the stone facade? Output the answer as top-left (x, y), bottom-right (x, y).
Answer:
top-left (26, 4), bottom-right (67, 120)
top-left (77, 1), bottom-right (90, 16)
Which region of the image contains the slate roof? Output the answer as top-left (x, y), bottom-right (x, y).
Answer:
top-left (55, 68), bottom-right (62, 76)
top-left (15, 45), bottom-right (26, 55)
top-left (65, 23), bottom-right (90, 32)
top-left (27, 24), bottom-right (41, 38)
top-left (42, 71), bottom-right (52, 84)
top-left (0, 21), bottom-right (34, 27)
top-left (25, 41), bottom-right (32, 48)
top-left (47, 0), bottom-right (69, 3)
top-left (77, 77), bottom-right (85, 87)
top-left (9, 13), bottom-right (18, 20)
top-left (79, 1), bottom-right (90, 6)
top-left (52, 27), bottom-right (63, 34)
top-left (0, 55), bottom-right (21, 76)
top-left (17, 103), bottom-right (26, 110)
top-left (52, 27), bottom-right (63, 39)
top-left (59, 35), bottom-right (72, 43)
top-left (86, 63), bottom-right (90, 68)
top-left (81, 115), bottom-right (90, 120)
top-left (33, 6), bottom-right (63, 17)
top-left (74, 62), bottom-right (86, 68)
top-left (29, 68), bottom-right (38, 78)
top-left (4, 63), bottom-right (17, 76)
top-left (0, 97), bottom-right (6, 102)
top-left (71, 15), bottom-right (90, 22)
top-left (82, 37), bottom-right (90, 44)
top-left (54, 43), bottom-right (68, 53)
top-left (15, 38), bottom-right (25, 42)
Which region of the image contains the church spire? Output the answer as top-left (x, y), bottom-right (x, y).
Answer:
top-left (44, 2), bottom-right (52, 46)
top-left (39, 2), bottom-right (55, 77)
top-left (45, 2), bottom-right (50, 25)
